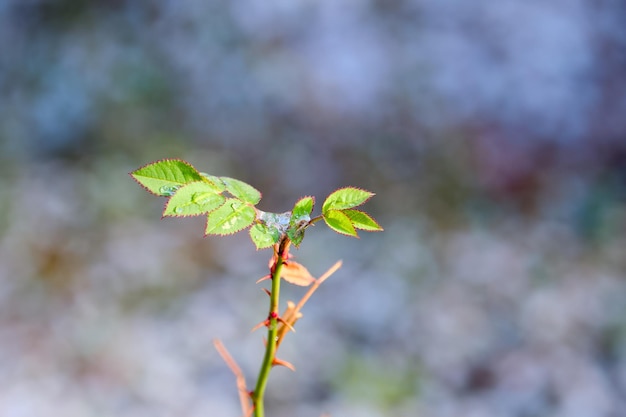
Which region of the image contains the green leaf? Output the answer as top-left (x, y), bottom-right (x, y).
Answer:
top-left (130, 159), bottom-right (204, 196)
top-left (163, 181), bottom-right (225, 217)
top-left (205, 199), bottom-right (256, 236)
top-left (343, 210), bottom-right (383, 231)
top-left (291, 196), bottom-right (314, 223)
top-left (287, 227), bottom-right (305, 247)
top-left (322, 187), bottom-right (374, 214)
top-left (200, 173), bottom-right (227, 192)
top-left (323, 209), bottom-right (358, 237)
top-left (220, 177), bottom-right (262, 205)
top-left (286, 197), bottom-right (314, 248)
top-left (249, 223), bottom-right (280, 250)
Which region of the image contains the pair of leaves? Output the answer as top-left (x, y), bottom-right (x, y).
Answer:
top-left (131, 159), bottom-right (261, 236)
top-left (321, 188), bottom-right (383, 237)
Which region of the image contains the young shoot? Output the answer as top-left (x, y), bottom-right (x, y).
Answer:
top-left (131, 158), bottom-right (382, 417)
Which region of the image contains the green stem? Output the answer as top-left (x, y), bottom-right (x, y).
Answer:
top-left (252, 239), bottom-right (288, 417)
top-left (308, 215), bottom-right (324, 225)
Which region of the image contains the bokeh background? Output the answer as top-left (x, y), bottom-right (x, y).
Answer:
top-left (1, 1), bottom-right (626, 416)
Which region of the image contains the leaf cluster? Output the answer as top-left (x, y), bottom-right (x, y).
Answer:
top-left (131, 159), bottom-right (382, 250)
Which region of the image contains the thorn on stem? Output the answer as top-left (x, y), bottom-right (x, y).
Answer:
top-left (272, 357), bottom-right (296, 371)
top-left (276, 316), bottom-right (295, 332)
top-left (256, 275), bottom-right (271, 284)
top-left (251, 319), bottom-right (270, 332)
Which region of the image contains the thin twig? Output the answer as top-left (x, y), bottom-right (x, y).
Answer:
top-left (213, 339), bottom-right (253, 417)
top-left (277, 260), bottom-right (342, 347)
top-left (295, 260), bottom-right (342, 312)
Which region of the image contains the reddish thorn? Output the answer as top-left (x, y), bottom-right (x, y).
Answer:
top-left (272, 357), bottom-right (296, 371)
top-left (262, 288), bottom-right (271, 297)
top-left (251, 319), bottom-right (270, 332)
top-left (276, 316), bottom-right (296, 332)
top-left (256, 275), bottom-right (271, 284)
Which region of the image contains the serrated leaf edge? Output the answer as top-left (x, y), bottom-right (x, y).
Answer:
top-left (322, 187), bottom-right (375, 214)
top-left (204, 200), bottom-right (256, 237)
top-left (291, 195), bottom-right (315, 223)
top-left (292, 195), bottom-right (315, 212)
top-left (323, 209), bottom-right (359, 238)
top-left (161, 181), bottom-right (225, 218)
top-left (220, 176), bottom-right (263, 205)
top-left (162, 196), bottom-right (227, 219)
top-left (130, 158), bottom-right (203, 196)
top-left (343, 209), bottom-right (384, 231)
top-left (249, 223), bottom-right (280, 250)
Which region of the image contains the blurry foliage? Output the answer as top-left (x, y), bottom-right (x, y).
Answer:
top-left (335, 353), bottom-right (420, 410)
top-left (575, 172), bottom-right (626, 245)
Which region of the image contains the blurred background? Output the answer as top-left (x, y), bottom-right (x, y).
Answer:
top-left (1, 1), bottom-right (626, 416)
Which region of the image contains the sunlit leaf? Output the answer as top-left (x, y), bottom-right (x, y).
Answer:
top-left (287, 227), bottom-right (305, 248)
top-left (220, 177), bottom-right (262, 205)
top-left (287, 196), bottom-right (314, 247)
top-left (250, 223), bottom-right (281, 250)
top-left (205, 199), bottom-right (256, 236)
top-left (163, 181), bottom-right (225, 217)
top-left (323, 209), bottom-right (358, 237)
top-left (130, 159), bottom-right (204, 196)
top-left (322, 187), bottom-right (374, 214)
top-left (343, 209), bottom-right (383, 231)
top-left (291, 196), bottom-right (314, 223)
top-left (200, 173), bottom-right (227, 192)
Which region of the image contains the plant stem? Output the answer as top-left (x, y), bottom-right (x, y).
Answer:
top-left (252, 239), bottom-right (288, 417)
